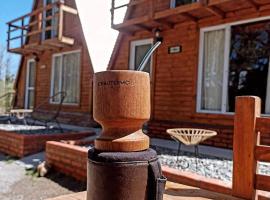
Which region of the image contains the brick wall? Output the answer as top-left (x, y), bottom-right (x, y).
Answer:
top-left (0, 130), bottom-right (94, 158)
top-left (46, 141), bottom-right (89, 181)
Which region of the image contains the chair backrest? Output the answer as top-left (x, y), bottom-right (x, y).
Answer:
top-left (0, 92), bottom-right (15, 113)
top-left (32, 91), bottom-right (67, 120)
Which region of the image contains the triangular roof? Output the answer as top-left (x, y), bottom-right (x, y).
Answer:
top-left (14, 0), bottom-right (94, 91)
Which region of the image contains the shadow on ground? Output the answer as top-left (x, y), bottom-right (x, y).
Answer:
top-left (46, 171), bottom-right (86, 192)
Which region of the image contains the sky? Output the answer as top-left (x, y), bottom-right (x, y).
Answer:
top-left (0, 0), bottom-right (124, 75)
top-left (0, 0), bottom-right (33, 75)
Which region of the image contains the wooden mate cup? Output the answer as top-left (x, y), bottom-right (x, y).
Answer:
top-left (93, 70), bottom-right (150, 152)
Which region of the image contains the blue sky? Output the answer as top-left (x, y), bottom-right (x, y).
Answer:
top-left (0, 0), bottom-right (121, 75)
top-left (0, 0), bottom-right (33, 75)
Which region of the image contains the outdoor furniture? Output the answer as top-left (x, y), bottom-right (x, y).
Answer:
top-left (0, 92), bottom-right (16, 123)
top-left (10, 109), bottom-right (33, 125)
top-left (166, 128), bottom-right (217, 170)
top-left (29, 91), bottom-right (66, 132)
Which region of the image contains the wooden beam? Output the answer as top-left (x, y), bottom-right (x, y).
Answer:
top-left (134, 24), bottom-right (152, 32)
top-left (246, 0), bottom-right (259, 10)
top-left (256, 174), bottom-right (270, 192)
top-left (255, 145), bottom-right (270, 162)
top-left (204, 6), bottom-right (225, 18)
top-left (208, 0), bottom-right (233, 7)
top-left (181, 13), bottom-right (197, 22)
top-left (61, 4), bottom-right (78, 15)
top-left (155, 3), bottom-right (202, 20)
top-left (154, 19), bottom-right (174, 29)
top-left (232, 96), bottom-right (261, 199)
top-left (256, 117), bottom-right (270, 133)
top-left (112, 16), bottom-right (150, 30)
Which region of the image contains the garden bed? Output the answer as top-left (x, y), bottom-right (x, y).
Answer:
top-left (0, 124), bottom-right (95, 157)
top-left (153, 146), bottom-right (270, 182)
top-left (46, 140), bottom-right (94, 181)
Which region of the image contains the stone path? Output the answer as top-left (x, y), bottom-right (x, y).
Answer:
top-left (0, 153), bottom-right (85, 200)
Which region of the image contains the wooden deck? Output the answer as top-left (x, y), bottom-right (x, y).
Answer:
top-left (47, 182), bottom-right (242, 200)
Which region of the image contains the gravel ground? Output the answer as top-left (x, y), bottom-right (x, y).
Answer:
top-left (152, 145), bottom-right (270, 182)
top-left (0, 153), bottom-right (86, 200)
top-left (0, 124), bottom-right (71, 135)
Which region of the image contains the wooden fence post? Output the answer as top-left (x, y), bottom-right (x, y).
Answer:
top-left (232, 96), bottom-right (261, 199)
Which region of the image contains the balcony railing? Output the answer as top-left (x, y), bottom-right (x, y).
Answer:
top-left (110, 0), bottom-right (268, 33)
top-left (7, 1), bottom-right (78, 54)
top-left (111, 0), bottom-right (205, 31)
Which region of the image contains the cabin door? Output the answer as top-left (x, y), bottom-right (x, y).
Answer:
top-left (42, 0), bottom-right (58, 40)
top-left (25, 60), bottom-right (36, 109)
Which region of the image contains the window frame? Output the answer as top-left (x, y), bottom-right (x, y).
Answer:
top-left (50, 49), bottom-right (81, 106)
top-left (197, 16), bottom-right (270, 115)
top-left (129, 38), bottom-right (154, 73)
top-left (170, 0), bottom-right (198, 8)
top-left (25, 59), bottom-right (36, 109)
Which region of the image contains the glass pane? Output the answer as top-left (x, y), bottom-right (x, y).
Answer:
top-left (62, 52), bottom-right (80, 104)
top-left (201, 29), bottom-right (225, 111)
top-left (52, 56), bottom-right (61, 102)
top-left (28, 90), bottom-right (35, 109)
top-left (228, 20), bottom-right (270, 113)
top-left (28, 61), bottom-right (36, 87)
top-left (175, 0), bottom-right (197, 7)
top-left (44, 0), bottom-right (58, 39)
top-left (135, 44), bottom-right (152, 73)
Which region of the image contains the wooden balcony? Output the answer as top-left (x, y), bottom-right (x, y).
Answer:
top-left (111, 0), bottom-right (270, 33)
top-left (7, 1), bottom-right (78, 55)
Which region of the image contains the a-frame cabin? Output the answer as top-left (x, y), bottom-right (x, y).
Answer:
top-left (7, 0), bottom-right (95, 126)
top-left (109, 0), bottom-right (270, 148)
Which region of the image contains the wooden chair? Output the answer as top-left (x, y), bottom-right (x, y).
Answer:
top-left (29, 91), bottom-right (67, 132)
top-left (0, 92), bottom-right (16, 123)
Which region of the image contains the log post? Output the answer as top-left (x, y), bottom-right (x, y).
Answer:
top-left (232, 96), bottom-right (261, 199)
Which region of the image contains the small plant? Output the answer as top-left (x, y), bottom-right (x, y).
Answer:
top-left (4, 156), bottom-right (18, 164)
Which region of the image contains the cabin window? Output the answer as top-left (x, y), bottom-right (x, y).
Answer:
top-left (170, 0), bottom-right (198, 8)
top-left (42, 0), bottom-right (59, 40)
top-left (51, 50), bottom-right (81, 105)
top-left (129, 39), bottom-right (153, 73)
top-left (198, 19), bottom-right (270, 114)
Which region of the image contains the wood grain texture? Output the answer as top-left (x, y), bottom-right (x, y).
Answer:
top-left (232, 96), bottom-right (261, 199)
top-left (255, 145), bottom-right (270, 162)
top-left (256, 174), bottom-right (270, 192)
top-left (93, 70), bottom-right (150, 152)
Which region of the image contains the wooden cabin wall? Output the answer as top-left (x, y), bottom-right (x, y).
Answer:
top-left (110, 2), bottom-right (270, 148)
top-left (15, 0), bottom-right (95, 127)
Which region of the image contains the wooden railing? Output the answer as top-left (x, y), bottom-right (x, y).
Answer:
top-left (7, 1), bottom-right (78, 53)
top-left (233, 96), bottom-right (270, 199)
top-left (110, 0), bottom-right (203, 29)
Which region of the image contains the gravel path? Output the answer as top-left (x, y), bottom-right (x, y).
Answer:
top-left (0, 153), bottom-right (86, 200)
top-left (153, 145), bottom-right (270, 182)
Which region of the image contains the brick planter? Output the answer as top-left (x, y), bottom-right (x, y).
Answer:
top-left (0, 130), bottom-right (94, 158)
top-left (46, 141), bottom-right (91, 181)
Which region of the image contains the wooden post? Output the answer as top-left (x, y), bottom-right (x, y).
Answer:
top-left (21, 19), bottom-right (24, 47)
top-left (38, 12), bottom-right (43, 43)
top-left (111, 0), bottom-right (115, 27)
top-left (232, 96), bottom-right (261, 199)
top-left (58, 3), bottom-right (64, 41)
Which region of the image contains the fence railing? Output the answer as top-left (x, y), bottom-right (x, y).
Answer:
top-left (233, 96), bottom-right (270, 199)
top-left (110, 0), bottom-right (203, 27)
top-left (6, 1), bottom-right (78, 52)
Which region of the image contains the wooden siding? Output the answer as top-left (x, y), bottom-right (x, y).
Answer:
top-left (15, 0), bottom-right (95, 126)
top-left (109, 1), bottom-right (270, 148)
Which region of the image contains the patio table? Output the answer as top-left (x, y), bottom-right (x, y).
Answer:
top-left (166, 128), bottom-right (217, 170)
top-left (10, 109), bottom-right (33, 125)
